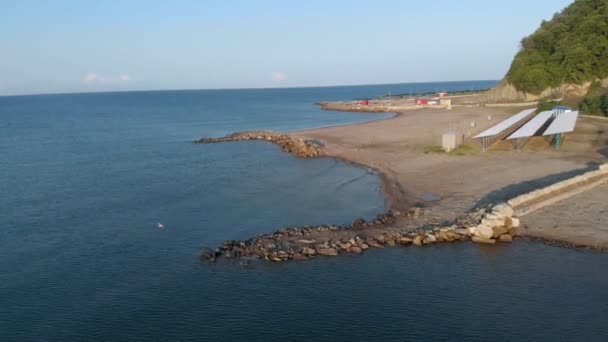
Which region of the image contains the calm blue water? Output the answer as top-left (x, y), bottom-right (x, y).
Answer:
top-left (2, 81), bottom-right (608, 341)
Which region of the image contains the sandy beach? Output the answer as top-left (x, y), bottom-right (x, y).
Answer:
top-left (297, 105), bottom-right (608, 245)
top-left (198, 102), bottom-right (608, 261)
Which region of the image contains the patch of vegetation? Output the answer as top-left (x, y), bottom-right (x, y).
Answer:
top-left (450, 144), bottom-right (477, 156)
top-left (578, 81), bottom-right (608, 116)
top-left (537, 98), bottom-right (567, 112)
top-left (506, 0), bottom-right (608, 94)
top-left (423, 144), bottom-right (478, 156)
top-left (423, 145), bottom-right (445, 154)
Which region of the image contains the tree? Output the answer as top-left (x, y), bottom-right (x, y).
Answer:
top-left (600, 94), bottom-right (608, 116)
top-left (506, 0), bottom-right (608, 93)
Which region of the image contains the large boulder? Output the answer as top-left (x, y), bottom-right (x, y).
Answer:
top-left (423, 234), bottom-right (437, 244)
top-left (472, 236), bottom-right (497, 245)
top-left (492, 226), bottom-right (509, 238)
top-left (317, 247), bottom-right (339, 256)
top-left (455, 228), bottom-right (468, 236)
top-left (504, 217), bottom-right (513, 229)
top-left (302, 247), bottom-right (317, 256)
top-left (349, 246), bottom-right (363, 254)
top-left (367, 239), bottom-right (384, 248)
top-left (484, 212), bottom-right (505, 221)
top-left (481, 217), bottom-right (505, 228)
top-left (499, 234), bottom-right (513, 243)
top-left (492, 204), bottom-right (514, 218)
top-left (398, 236), bottom-right (413, 245)
top-left (474, 225), bottom-right (494, 240)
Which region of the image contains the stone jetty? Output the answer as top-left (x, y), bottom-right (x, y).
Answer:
top-left (317, 101), bottom-right (392, 113)
top-left (195, 131), bottom-right (324, 158)
top-left (200, 203), bottom-right (522, 263)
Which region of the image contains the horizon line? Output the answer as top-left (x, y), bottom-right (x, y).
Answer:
top-left (0, 79), bottom-right (499, 98)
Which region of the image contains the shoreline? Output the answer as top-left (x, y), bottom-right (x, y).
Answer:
top-left (196, 102), bottom-right (608, 261)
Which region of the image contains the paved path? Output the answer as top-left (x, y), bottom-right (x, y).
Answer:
top-left (522, 182), bottom-right (608, 249)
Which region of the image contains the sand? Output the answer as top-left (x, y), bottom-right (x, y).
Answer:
top-left (296, 106), bottom-right (608, 237)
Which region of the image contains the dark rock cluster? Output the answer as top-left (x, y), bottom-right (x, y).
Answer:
top-left (195, 131), bottom-right (324, 158)
top-left (199, 207), bottom-right (520, 263)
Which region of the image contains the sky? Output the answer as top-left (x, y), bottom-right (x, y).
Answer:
top-left (0, 0), bottom-right (574, 95)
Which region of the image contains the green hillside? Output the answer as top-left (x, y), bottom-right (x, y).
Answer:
top-left (506, 0), bottom-right (608, 94)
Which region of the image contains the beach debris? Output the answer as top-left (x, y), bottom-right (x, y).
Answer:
top-left (157, 222), bottom-right (165, 229)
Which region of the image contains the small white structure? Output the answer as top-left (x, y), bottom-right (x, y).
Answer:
top-left (442, 132), bottom-right (463, 152)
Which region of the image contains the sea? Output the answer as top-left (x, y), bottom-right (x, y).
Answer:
top-left (2, 80), bottom-right (608, 341)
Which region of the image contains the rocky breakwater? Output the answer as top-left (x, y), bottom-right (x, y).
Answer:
top-left (467, 203), bottom-right (520, 244)
top-left (200, 205), bottom-right (521, 263)
top-left (195, 131), bottom-right (324, 158)
top-left (317, 101), bottom-right (391, 113)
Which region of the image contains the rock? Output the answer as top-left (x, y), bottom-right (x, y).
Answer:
top-left (455, 229), bottom-right (468, 236)
top-left (293, 254), bottom-right (309, 261)
top-left (398, 236), bottom-right (413, 245)
top-left (508, 228), bottom-right (519, 237)
top-left (467, 227), bottom-right (477, 236)
top-left (386, 239), bottom-right (396, 247)
top-left (410, 207), bottom-right (422, 217)
top-left (484, 212), bottom-right (505, 220)
top-left (437, 231), bottom-right (450, 242)
top-left (492, 203), bottom-right (514, 218)
top-left (511, 217), bottom-right (521, 228)
top-left (423, 234), bottom-right (437, 244)
top-left (352, 218), bottom-right (366, 228)
top-left (474, 225), bottom-right (494, 240)
top-left (472, 236), bottom-right (497, 245)
top-left (492, 226), bottom-right (509, 238)
top-left (499, 234), bottom-right (513, 243)
top-left (472, 208), bottom-right (486, 221)
top-left (481, 217), bottom-right (505, 227)
top-left (367, 240), bottom-right (384, 248)
top-left (338, 242), bottom-right (352, 251)
top-left (413, 235), bottom-right (423, 246)
top-left (317, 247), bottom-right (339, 256)
top-left (358, 243), bottom-right (370, 250)
top-left (200, 247), bottom-right (216, 261)
top-left (435, 232), bottom-right (445, 242)
top-left (349, 246), bottom-right (363, 254)
top-left (504, 217), bottom-right (513, 229)
top-left (302, 247), bottom-right (316, 256)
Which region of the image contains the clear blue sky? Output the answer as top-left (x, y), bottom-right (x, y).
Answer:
top-left (0, 0), bottom-right (573, 95)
